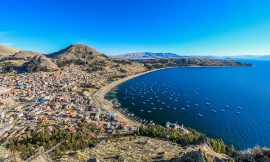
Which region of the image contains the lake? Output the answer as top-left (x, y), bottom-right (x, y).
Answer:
top-left (106, 60), bottom-right (270, 150)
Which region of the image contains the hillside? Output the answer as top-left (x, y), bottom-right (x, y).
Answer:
top-left (111, 52), bottom-right (185, 60)
top-left (10, 50), bottom-right (43, 60)
top-left (0, 45), bottom-right (19, 58)
top-left (48, 44), bottom-right (146, 86)
top-left (0, 50), bottom-right (58, 73)
top-left (142, 58), bottom-right (252, 69)
top-left (48, 44), bottom-right (108, 64)
top-left (21, 55), bottom-right (59, 72)
top-left (60, 136), bottom-right (230, 162)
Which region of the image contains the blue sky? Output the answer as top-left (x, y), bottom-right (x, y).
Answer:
top-left (1, 0), bottom-right (270, 56)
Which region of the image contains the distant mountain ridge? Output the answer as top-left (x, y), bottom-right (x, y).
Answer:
top-left (222, 55), bottom-right (270, 60)
top-left (111, 52), bottom-right (186, 60)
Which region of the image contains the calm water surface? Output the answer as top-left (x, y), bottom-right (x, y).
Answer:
top-left (106, 60), bottom-right (270, 150)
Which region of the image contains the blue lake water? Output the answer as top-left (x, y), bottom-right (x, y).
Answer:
top-left (106, 60), bottom-right (270, 150)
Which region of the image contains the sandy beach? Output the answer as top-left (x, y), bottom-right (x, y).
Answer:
top-left (92, 68), bottom-right (162, 127)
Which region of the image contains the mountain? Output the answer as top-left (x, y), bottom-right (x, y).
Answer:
top-left (21, 55), bottom-right (58, 72)
top-left (0, 48), bottom-right (58, 73)
top-left (0, 45), bottom-right (20, 58)
top-left (48, 44), bottom-right (108, 62)
top-left (9, 50), bottom-right (43, 60)
top-left (111, 52), bottom-right (186, 60)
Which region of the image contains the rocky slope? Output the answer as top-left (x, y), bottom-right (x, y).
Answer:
top-left (10, 50), bottom-right (43, 60)
top-left (0, 45), bottom-right (19, 58)
top-left (21, 55), bottom-right (59, 72)
top-left (0, 49), bottom-right (58, 73)
top-left (60, 136), bottom-right (230, 162)
top-left (48, 44), bottom-right (108, 64)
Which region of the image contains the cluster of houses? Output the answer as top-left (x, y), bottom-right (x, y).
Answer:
top-left (0, 67), bottom-right (129, 141)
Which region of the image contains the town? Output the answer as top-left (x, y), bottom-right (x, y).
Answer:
top-left (0, 65), bottom-right (133, 144)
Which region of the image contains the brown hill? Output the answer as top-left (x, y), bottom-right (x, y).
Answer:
top-left (21, 55), bottom-right (58, 72)
top-left (49, 44), bottom-right (108, 63)
top-left (0, 45), bottom-right (19, 58)
top-left (10, 50), bottom-right (43, 60)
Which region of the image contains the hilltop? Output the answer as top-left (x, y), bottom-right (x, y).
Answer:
top-left (49, 44), bottom-right (108, 62)
top-left (0, 45), bottom-right (19, 58)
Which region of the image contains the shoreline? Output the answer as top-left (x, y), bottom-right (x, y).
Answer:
top-left (92, 65), bottom-right (249, 128)
top-left (92, 68), bottom-right (164, 127)
top-left (92, 64), bottom-right (267, 152)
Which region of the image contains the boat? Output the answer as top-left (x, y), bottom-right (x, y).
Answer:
top-left (221, 109), bottom-right (225, 112)
top-left (198, 114), bottom-right (203, 117)
top-left (165, 121), bottom-right (171, 128)
top-left (211, 110), bottom-right (217, 113)
top-left (236, 112), bottom-right (240, 114)
top-left (181, 108), bottom-right (185, 110)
